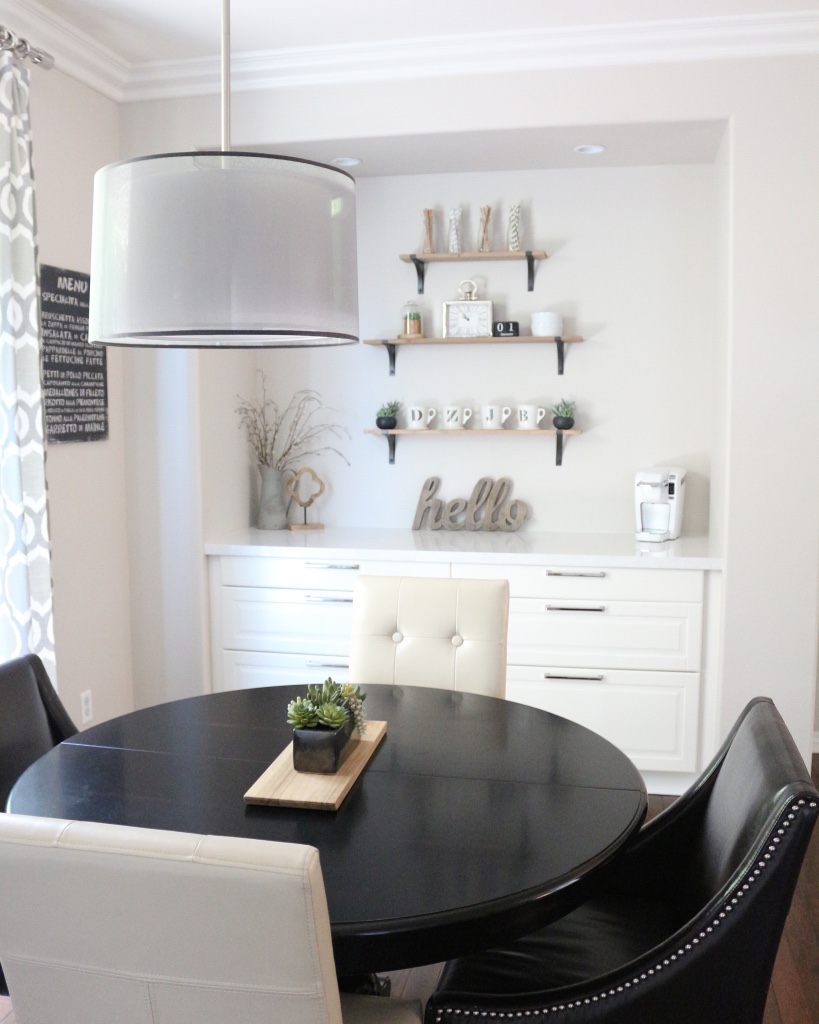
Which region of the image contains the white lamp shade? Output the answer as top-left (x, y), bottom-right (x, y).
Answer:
top-left (89, 152), bottom-right (359, 347)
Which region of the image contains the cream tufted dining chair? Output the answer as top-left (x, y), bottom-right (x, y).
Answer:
top-left (348, 576), bottom-right (510, 698)
top-left (0, 815), bottom-right (422, 1024)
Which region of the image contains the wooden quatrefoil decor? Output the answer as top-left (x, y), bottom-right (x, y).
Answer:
top-left (286, 467), bottom-right (326, 531)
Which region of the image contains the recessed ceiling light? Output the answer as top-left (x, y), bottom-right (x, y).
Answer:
top-left (332, 157), bottom-right (361, 168)
top-left (573, 144), bottom-right (606, 155)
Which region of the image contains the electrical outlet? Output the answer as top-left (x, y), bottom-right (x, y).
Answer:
top-left (80, 689), bottom-right (93, 725)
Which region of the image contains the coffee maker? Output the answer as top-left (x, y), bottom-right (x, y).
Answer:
top-left (634, 467), bottom-right (687, 542)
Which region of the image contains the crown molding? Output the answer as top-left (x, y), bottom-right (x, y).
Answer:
top-left (2, 0), bottom-right (129, 100)
top-left (3, 3), bottom-right (818, 104)
top-left (116, 11), bottom-right (819, 102)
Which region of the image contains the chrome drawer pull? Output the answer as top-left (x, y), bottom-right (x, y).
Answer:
top-left (305, 595), bottom-right (354, 603)
top-left (544, 672), bottom-right (605, 682)
top-left (304, 562), bottom-right (360, 570)
top-left (307, 659), bottom-right (350, 668)
top-left (546, 570), bottom-right (607, 578)
top-left (546, 604), bottom-right (606, 612)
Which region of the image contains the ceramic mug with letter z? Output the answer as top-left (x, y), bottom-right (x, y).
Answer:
top-left (443, 406), bottom-right (473, 429)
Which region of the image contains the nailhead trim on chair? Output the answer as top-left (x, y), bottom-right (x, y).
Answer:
top-left (433, 800), bottom-right (818, 1021)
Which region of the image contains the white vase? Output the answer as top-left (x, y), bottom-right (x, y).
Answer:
top-left (258, 465), bottom-right (288, 529)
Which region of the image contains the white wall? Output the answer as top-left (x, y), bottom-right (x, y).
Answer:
top-left (253, 164), bottom-right (717, 533)
top-left (28, 67), bottom-right (134, 727)
top-left (115, 52), bottom-right (819, 763)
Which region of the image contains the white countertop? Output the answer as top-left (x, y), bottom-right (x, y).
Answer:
top-left (205, 527), bottom-right (722, 570)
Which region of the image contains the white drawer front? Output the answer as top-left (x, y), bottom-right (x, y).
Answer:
top-left (507, 667), bottom-right (700, 772)
top-left (222, 587), bottom-right (354, 654)
top-left (458, 564), bottom-right (703, 602)
top-left (508, 598), bottom-right (703, 670)
top-left (219, 651), bottom-right (350, 692)
top-left (220, 557), bottom-right (449, 590)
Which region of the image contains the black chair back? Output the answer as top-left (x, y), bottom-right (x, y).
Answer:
top-left (0, 653), bottom-right (77, 997)
top-left (0, 654), bottom-right (77, 810)
top-left (426, 698), bottom-right (818, 1024)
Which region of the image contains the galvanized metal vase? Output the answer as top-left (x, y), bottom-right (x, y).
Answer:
top-left (257, 465), bottom-right (288, 530)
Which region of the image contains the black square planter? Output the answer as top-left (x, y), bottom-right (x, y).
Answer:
top-left (292, 718), bottom-right (355, 774)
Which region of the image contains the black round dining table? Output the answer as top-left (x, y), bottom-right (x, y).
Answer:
top-left (8, 684), bottom-right (647, 974)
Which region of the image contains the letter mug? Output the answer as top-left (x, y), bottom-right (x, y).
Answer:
top-left (408, 406), bottom-right (436, 429)
top-left (443, 406), bottom-right (473, 429)
top-left (516, 405), bottom-right (547, 430)
top-left (480, 405), bottom-right (512, 429)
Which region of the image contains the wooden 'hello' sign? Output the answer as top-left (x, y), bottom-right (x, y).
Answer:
top-left (413, 476), bottom-right (530, 532)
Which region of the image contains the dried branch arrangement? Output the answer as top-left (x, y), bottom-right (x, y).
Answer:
top-left (236, 374), bottom-right (350, 471)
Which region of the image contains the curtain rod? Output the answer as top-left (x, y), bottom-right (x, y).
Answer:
top-left (0, 25), bottom-right (54, 70)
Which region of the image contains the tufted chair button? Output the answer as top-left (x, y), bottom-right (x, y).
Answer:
top-left (392, 631), bottom-right (403, 643)
top-left (451, 634), bottom-right (464, 647)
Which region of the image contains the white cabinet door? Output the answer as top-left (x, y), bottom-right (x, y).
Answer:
top-left (221, 651), bottom-right (351, 691)
top-left (459, 564), bottom-right (703, 602)
top-left (508, 598), bottom-right (703, 671)
top-left (221, 587), bottom-right (354, 655)
top-left (219, 557), bottom-right (449, 590)
top-left (507, 667), bottom-right (700, 772)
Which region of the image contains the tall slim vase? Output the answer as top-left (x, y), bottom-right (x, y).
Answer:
top-left (258, 465), bottom-right (288, 529)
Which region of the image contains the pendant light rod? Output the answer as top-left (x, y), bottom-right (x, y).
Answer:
top-left (220, 0), bottom-right (231, 151)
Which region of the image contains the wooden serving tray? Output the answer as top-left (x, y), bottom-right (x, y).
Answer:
top-left (244, 721), bottom-right (387, 811)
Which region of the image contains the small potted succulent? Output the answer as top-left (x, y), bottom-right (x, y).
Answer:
top-left (287, 678), bottom-right (367, 773)
top-left (551, 398), bottom-right (576, 431)
top-left (375, 400), bottom-right (400, 430)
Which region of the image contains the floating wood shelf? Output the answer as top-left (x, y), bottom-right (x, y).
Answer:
top-left (364, 427), bottom-right (581, 467)
top-left (400, 250), bottom-right (547, 293)
top-left (363, 335), bottom-right (583, 376)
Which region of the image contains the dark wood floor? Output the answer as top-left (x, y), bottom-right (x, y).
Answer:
top-left (646, 767), bottom-right (819, 1024)
top-left (761, 754), bottom-right (819, 1023)
top-left (1, 759), bottom-right (818, 1022)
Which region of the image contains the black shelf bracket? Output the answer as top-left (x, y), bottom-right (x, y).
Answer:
top-left (385, 433), bottom-right (397, 464)
top-left (409, 255), bottom-right (426, 294)
top-left (526, 250), bottom-right (535, 291)
top-left (378, 340), bottom-right (397, 375)
top-left (556, 431), bottom-right (565, 466)
top-left (556, 338), bottom-right (565, 375)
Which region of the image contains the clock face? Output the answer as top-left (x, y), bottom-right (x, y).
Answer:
top-left (442, 300), bottom-right (493, 338)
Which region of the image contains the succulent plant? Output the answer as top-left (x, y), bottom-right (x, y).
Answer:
top-left (289, 677), bottom-right (367, 733)
top-left (286, 696), bottom-right (319, 728)
top-left (551, 398), bottom-right (576, 418)
top-left (376, 400), bottom-right (401, 418)
top-left (317, 702), bottom-right (349, 728)
top-left (340, 683), bottom-right (368, 733)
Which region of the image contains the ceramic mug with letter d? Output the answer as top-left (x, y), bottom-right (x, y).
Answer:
top-left (407, 406), bottom-right (436, 429)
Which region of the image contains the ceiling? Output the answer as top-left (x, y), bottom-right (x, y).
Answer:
top-left (16, 0), bottom-right (816, 65)
top-left (5, 1), bottom-right (815, 175)
top-left (255, 122), bottom-right (728, 178)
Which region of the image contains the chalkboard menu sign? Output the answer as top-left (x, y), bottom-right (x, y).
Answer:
top-left (40, 264), bottom-right (108, 443)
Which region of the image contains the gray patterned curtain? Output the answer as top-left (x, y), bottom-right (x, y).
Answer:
top-left (0, 51), bottom-right (56, 682)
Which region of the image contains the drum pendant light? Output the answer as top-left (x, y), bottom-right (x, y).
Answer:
top-left (88, 1), bottom-right (358, 348)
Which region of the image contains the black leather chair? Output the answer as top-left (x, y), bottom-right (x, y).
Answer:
top-left (426, 697), bottom-right (818, 1024)
top-left (0, 653), bottom-right (77, 996)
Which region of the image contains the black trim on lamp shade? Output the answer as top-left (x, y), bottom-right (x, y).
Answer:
top-left (93, 331), bottom-right (359, 349)
top-left (95, 150), bottom-right (356, 181)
